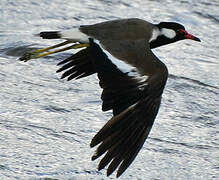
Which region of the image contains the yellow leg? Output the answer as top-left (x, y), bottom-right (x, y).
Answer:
top-left (19, 42), bottom-right (89, 62)
top-left (32, 43), bottom-right (89, 59)
top-left (33, 41), bottom-right (71, 53)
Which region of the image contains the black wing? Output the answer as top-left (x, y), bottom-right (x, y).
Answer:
top-left (57, 40), bottom-right (146, 116)
top-left (57, 38), bottom-right (167, 177)
top-left (56, 47), bottom-right (96, 81)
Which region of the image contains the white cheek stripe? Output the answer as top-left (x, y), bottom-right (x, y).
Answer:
top-left (150, 28), bottom-right (177, 42)
top-left (161, 28), bottom-right (176, 39)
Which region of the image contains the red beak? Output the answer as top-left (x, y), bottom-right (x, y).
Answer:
top-left (180, 29), bottom-right (201, 42)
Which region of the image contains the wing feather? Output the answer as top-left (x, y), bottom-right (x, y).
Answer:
top-left (57, 37), bottom-right (168, 177)
top-left (87, 39), bottom-right (167, 177)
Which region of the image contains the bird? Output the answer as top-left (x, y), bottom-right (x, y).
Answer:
top-left (19, 18), bottom-right (200, 178)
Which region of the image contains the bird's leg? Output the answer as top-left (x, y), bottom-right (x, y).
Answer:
top-left (19, 41), bottom-right (89, 62)
top-left (19, 41), bottom-right (71, 61)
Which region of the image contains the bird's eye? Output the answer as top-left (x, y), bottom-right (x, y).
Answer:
top-left (178, 29), bottom-right (186, 35)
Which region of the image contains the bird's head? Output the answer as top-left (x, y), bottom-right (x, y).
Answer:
top-left (150, 22), bottom-right (201, 49)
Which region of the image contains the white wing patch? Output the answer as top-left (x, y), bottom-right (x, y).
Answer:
top-left (93, 39), bottom-right (135, 74)
top-left (93, 39), bottom-right (148, 86)
top-left (60, 28), bottom-right (89, 43)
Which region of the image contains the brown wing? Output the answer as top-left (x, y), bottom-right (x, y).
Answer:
top-left (79, 18), bottom-right (153, 41)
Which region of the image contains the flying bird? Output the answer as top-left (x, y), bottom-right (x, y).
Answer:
top-left (19, 18), bottom-right (200, 177)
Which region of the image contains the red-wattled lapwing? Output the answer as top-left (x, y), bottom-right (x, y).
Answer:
top-left (19, 18), bottom-right (200, 178)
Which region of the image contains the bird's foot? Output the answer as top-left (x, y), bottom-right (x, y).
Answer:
top-left (19, 50), bottom-right (41, 62)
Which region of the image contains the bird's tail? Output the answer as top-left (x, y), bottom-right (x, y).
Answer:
top-left (36, 29), bottom-right (89, 43)
top-left (37, 31), bottom-right (61, 39)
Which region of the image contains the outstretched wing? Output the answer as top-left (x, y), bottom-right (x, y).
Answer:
top-left (57, 38), bottom-right (168, 177)
top-left (56, 47), bottom-right (96, 81)
top-left (89, 39), bottom-right (166, 177)
top-left (57, 40), bottom-right (147, 116)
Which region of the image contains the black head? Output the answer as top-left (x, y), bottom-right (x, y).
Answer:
top-left (157, 22), bottom-right (185, 31)
top-left (150, 22), bottom-right (200, 49)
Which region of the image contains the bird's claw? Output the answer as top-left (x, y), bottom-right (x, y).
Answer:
top-left (19, 50), bottom-right (39, 62)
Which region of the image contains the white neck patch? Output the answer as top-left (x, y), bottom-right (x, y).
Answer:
top-left (149, 28), bottom-right (160, 42)
top-left (161, 28), bottom-right (176, 39)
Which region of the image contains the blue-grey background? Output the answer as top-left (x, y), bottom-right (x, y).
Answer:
top-left (0, 0), bottom-right (218, 179)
